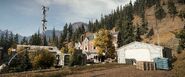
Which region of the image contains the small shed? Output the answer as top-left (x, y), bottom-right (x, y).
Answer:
top-left (117, 41), bottom-right (163, 64)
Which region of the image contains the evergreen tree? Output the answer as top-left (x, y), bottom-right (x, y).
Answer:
top-left (59, 23), bottom-right (68, 48)
top-left (140, 18), bottom-right (149, 35)
top-left (175, 27), bottom-right (185, 52)
top-left (9, 32), bottom-right (14, 45)
top-left (21, 37), bottom-right (28, 45)
top-left (14, 34), bottom-right (19, 44)
top-left (52, 27), bottom-right (56, 42)
top-left (52, 27), bottom-right (57, 46)
top-left (167, 0), bottom-right (177, 20)
top-left (117, 3), bottom-right (135, 47)
top-left (62, 23), bottom-right (68, 41)
top-left (135, 26), bottom-right (142, 41)
top-left (146, 28), bottom-right (154, 38)
top-left (43, 35), bottom-right (48, 46)
top-left (29, 33), bottom-right (42, 45)
top-left (117, 32), bottom-right (123, 48)
top-left (88, 21), bottom-right (93, 32)
top-left (178, 10), bottom-right (185, 21)
top-left (67, 23), bottom-right (73, 42)
top-left (59, 33), bottom-right (65, 48)
top-left (176, 0), bottom-right (185, 4)
top-left (155, 4), bottom-right (166, 22)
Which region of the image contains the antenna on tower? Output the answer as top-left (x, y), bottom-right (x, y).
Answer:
top-left (41, 5), bottom-right (49, 46)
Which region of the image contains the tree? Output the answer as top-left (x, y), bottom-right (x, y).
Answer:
top-left (9, 49), bottom-right (32, 71)
top-left (51, 27), bottom-right (58, 46)
top-left (146, 28), bottom-right (154, 38)
top-left (178, 10), bottom-right (185, 21)
top-left (118, 21), bottom-right (135, 47)
top-left (1, 30), bottom-right (12, 62)
top-left (60, 47), bottom-right (68, 53)
top-left (52, 27), bottom-right (56, 43)
top-left (9, 32), bottom-right (14, 45)
top-left (69, 49), bottom-right (86, 66)
top-left (14, 34), bottom-right (19, 44)
top-left (81, 24), bottom-right (86, 33)
top-left (59, 23), bottom-right (68, 48)
top-left (88, 21), bottom-right (93, 32)
top-left (21, 37), bottom-right (28, 45)
top-left (135, 20), bottom-right (149, 42)
top-left (155, 4), bottom-right (166, 45)
top-left (29, 33), bottom-right (42, 45)
top-left (94, 29), bottom-right (115, 58)
top-left (117, 31), bottom-right (123, 48)
top-left (175, 27), bottom-right (185, 53)
top-left (176, 0), bottom-right (185, 4)
top-left (168, 0), bottom-right (177, 20)
top-left (43, 35), bottom-right (48, 46)
top-left (139, 18), bottom-right (149, 35)
top-left (135, 27), bottom-right (142, 41)
top-left (155, 4), bottom-right (166, 22)
top-left (67, 23), bottom-right (73, 42)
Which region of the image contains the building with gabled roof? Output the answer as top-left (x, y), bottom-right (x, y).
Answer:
top-left (75, 30), bottom-right (118, 62)
top-left (117, 41), bottom-right (164, 64)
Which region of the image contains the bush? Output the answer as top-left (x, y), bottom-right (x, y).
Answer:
top-left (31, 49), bottom-right (55, 69)
top-left (8, 49), bottom-right (32, 72)
top-left (69, 49), bottom-right (86, 66)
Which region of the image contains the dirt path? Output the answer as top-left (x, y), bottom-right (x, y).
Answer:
top-left (0, 64), bottom-right (172, 77)
top-left (67, 66), bottom-right (172, 77)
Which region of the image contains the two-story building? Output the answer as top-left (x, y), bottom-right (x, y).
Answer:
top-left (75, 30), bottom-right (118, 62)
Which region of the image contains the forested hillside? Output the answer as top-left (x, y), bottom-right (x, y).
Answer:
top-left (84, 0), bottom-right (185, 53)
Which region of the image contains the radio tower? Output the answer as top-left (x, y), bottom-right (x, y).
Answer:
top-left (41, 5), bottom-right (49, 46)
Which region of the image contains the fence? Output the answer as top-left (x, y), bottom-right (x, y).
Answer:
top-left (136, 61), bottom-right (156, 71)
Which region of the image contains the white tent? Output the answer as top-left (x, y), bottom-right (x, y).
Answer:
top-left (117, 41), bottom-right (163, 64)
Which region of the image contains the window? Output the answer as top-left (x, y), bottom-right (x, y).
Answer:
top-left (85, 46), bottom-right (87, 50)
top-left (24, 47), bottom-right (30, 50)
top-left (94, 46), bottom-right (96, 49)
top-left (49, 48), bottom-right (53, 50)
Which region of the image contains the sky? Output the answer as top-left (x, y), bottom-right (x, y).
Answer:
top-left (0, 0), bottom-right (135, 36)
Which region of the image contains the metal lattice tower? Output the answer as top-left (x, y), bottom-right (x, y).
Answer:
top-left (41, 5), bottom-right (49, 45)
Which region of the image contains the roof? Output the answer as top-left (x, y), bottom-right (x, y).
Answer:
top-left (87, 34), bottom-right (94, 40)
top-left (117, 41), bottom-right (163, 51)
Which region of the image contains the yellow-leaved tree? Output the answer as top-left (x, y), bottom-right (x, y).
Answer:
top-left (94, 29), bottom-right (115, 58)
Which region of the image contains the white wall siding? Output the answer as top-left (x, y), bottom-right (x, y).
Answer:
top-left (125, 49), bottom-right (151, 62)
top-left (117, 41), bottom-right (163, 64)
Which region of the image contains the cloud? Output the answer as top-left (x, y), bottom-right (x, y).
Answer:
top-left (0, 0), bottom-right (136, 36)
top-left (34, 0), bottom-right (135, 23)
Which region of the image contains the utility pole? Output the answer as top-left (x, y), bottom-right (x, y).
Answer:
top-left (41, 5), bottom-right (49, 46)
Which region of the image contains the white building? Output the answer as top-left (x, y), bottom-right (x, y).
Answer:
top-left (75, 31), bottom-right (118, 62)
top-left (117, 41), bottom-right (163, 64)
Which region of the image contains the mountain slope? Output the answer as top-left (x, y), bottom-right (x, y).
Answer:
top-left (133, 3), bottom-right (185, 54)
top-left (71, 22), bottom-right (88, 32)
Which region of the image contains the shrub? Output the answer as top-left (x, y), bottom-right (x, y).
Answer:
top-left (8, 49), bottom-right (32, 72)
top-left (31, 49), bottom-right (55, 69)
top-left (69, 49), bottom-right (86, 66)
